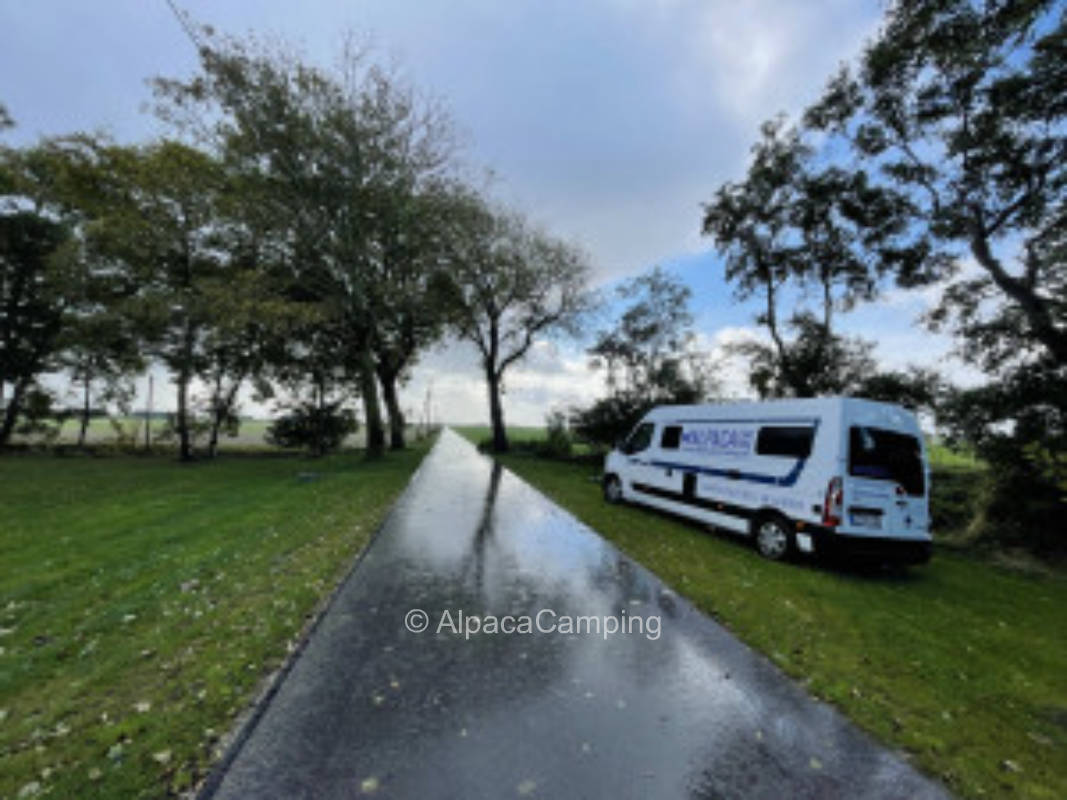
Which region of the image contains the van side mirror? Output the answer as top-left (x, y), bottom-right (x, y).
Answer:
top-left (615, 437), bottom-right (628, 454)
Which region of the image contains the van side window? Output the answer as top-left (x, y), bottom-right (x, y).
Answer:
top-left (756, 426), bottom-right (814, 458)
top-left (624, 423), bottom-right (655, 454)
top-left (660, 425), bottom-right (682, 449)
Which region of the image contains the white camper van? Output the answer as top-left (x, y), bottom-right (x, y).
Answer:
top-left (602, 397), bottom-right (931, 564)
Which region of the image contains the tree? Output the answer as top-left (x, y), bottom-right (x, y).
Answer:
top-left (795, 0), bottom-right (1067, 552)
top-left (730, 315), bottom-right (878, 399)
top-left (88, 140), bottom-right (231, 461)
top-left (572, 267), bottom-right (716, 448)
top-left (60, 310), bottom-right (141, 448)
top-left (703, 117), bottom-right (920, 397)
top-left (804, 0), bottom-right (1066, 372)
top-left (442, 192), bottom-right (592, 452)
top-left (371, 181), bottom-right (455, 449)
top-left (0, 212), bottom-right (71, 447)
top-left (854, 366), bottom-right (944, 416)
top-left (153, 33), bottom-right (457, 460)
top-left (588, 266), bottom-right (712, 403)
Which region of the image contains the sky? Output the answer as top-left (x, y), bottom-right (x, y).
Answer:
top-left (0, 0), bottom-right (984, 425)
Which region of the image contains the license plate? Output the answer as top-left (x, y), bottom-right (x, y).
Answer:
top-left (850, 511), bottom-right (882, 528)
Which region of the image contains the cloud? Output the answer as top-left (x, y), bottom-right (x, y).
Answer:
top-left (397, 338), bottom-right (604, 426)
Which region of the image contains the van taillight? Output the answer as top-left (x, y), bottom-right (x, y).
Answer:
top-left (823, 476), bottom-right (843, 527)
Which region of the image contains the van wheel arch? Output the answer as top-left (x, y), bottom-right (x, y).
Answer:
top-left (751, 510), bottom-right (795, 561)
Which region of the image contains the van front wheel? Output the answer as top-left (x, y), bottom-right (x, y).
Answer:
top-left (754, 515), bottom-right (794, 561)
top-left (603, 475), bottom-right (623, 504)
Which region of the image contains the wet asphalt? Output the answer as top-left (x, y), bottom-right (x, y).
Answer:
top-left (203, 428), bottom-right (951, 800)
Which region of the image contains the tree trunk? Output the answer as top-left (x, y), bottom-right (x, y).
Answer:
top-left (486, 365), bottom-right (508, 453)
top-left (360, 341), bottom-right (385, 459)
top-left (377, 367), bottom-right (405, 450)
top-left (315, 377), bottom-right (326, 458)
top-left (0, 379), bottom-right (26, 448)
top-left (176, 368), bottom-right (192, 461)
top-left (176, 317), bottom-right (196, 462)
top-left (78, 374), bottom-right (91, 448)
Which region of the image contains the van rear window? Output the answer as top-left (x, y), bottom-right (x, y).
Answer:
top-left (848, 426), bottom-right (925, 496)
top-left (756, 426), bottom-right (813, 458)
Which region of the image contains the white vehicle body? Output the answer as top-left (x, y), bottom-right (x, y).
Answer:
top-left (602, 397), bottom-right (932, 564)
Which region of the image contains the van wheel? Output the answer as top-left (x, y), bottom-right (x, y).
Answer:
top-left (753, 515), bottom-right (794, 561)
top-left (603, 475), bottom-right (623, 504)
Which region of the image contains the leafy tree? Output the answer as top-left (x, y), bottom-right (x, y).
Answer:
top-left (88, 140), bottom-right (231, 461)
top-left (805, 0), bottom-right (1067, 372)
top-left (730, 315), bottom-right (877, 399)
top-left (0, 211), bottom-right (71, 447)
top-left (153, 34), bottom-right (456, 459)
top-left (442, 192), bottom-right (592, 452)
top-left (0, 103), bottom-right (12, 132)
top-left (572, 266), bottom-right (715, 447)
top-left (39, 136), bottom-right (146, 447)
top-left (853, 366), bottom-right (945, 416)
top-left (703, 117), bottom-right (920, 397)
top-left (796, 0), bottom-right (1067, 551)
top-left (371, 179), bottom-right (457, 449)
top-left (588, 266), bottom-right (712, 403)
top-left (60, 310), bottom-right (141, 448)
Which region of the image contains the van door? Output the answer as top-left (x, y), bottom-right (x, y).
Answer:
top-left (846, 426), bottom-right (928, 537)
top-left (620, 422), bottom-right (658, 496)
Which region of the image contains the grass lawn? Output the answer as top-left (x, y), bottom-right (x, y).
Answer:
top-left (0, 440), bottom-right (432, 799)
top-left (456, 427), bottom-right (1067, 800)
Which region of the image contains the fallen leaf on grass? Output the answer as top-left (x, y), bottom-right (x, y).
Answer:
top-left (360, 776), bottom-right (379, 793)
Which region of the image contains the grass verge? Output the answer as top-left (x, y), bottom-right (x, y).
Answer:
top-left (0, 441), bottom-right (431, 798)
top-left (457, 428), bottom-right (1067, 800)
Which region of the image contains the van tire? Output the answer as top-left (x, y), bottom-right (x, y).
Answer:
top-left (753, 514), bottom-right (795, 561)
top-left (603, 474), bottom-right (624, 504)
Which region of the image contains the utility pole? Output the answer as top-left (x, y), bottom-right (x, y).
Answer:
top-left (145, 373), bottom-right (154, 450)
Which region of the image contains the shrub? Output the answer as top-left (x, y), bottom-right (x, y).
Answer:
top-left (541, 411), bottom-right (572, 459)
top-left (266, 402), bottom-right (358, 456)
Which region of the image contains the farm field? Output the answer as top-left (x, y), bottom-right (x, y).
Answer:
top-left (0, 440), bottom-right (432, 798)
top-left (456, 427), bottom-right (1067, 800)
top-left (11, 417), bottom-right (371, 451)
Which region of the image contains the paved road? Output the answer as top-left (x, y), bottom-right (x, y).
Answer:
top-left (204, 428), bottom-right (950, 800)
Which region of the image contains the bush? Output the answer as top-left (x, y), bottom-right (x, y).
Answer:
top-left (568, 393), bottom-right (652, 449)
top-left (266, 403), bottom-right (358, 456)
top-left (939, 367), bottom-right (1067, 556)
top-left (541, 411), bottom-right (572, 459)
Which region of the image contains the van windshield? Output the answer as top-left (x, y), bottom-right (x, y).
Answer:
top-left (848, 426), bottom-right (925, 496)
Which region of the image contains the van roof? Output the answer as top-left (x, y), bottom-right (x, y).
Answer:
top-left (643, 396), bottom-right (920, 432)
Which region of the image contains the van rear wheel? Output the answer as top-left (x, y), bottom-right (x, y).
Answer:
top-left (754, 515), bottom-right (794, 561)
top-left (603, 475), bottom-right (623, 504)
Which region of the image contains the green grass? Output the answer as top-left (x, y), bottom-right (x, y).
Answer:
top-left (0, 441), bottom-right (432, 798)
top-left (458, 428), bottom-right (1067, 800)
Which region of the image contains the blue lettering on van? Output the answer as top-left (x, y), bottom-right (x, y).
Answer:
top-left (679, 427), bottom-right (755, 456)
